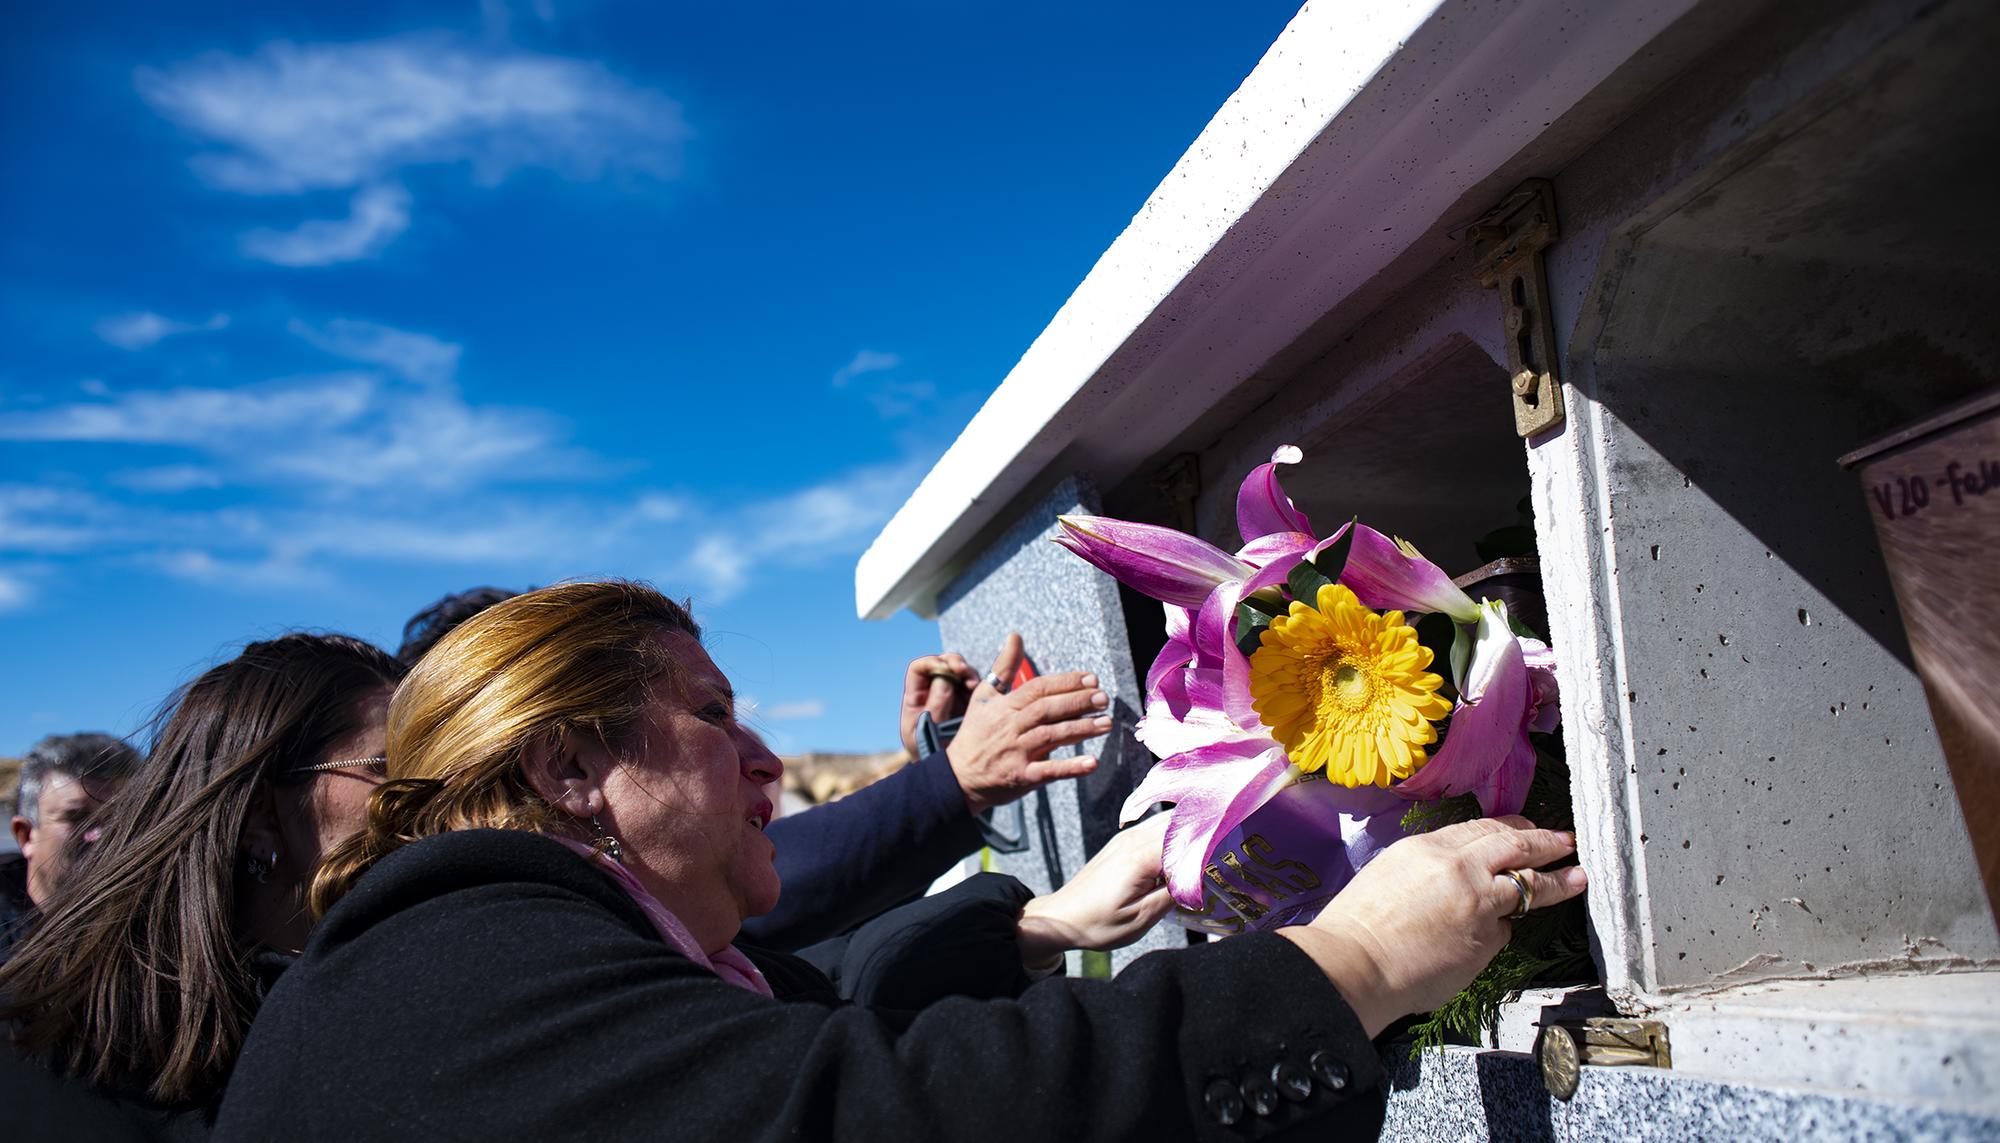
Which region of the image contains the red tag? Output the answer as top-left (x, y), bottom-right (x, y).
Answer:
top-left (1011, 655), bottom-right (1038, 691)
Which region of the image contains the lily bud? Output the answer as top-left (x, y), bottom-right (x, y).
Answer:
top-left (1054, 515), bottom-right (1254, 608)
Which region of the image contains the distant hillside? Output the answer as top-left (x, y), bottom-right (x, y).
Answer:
top-left (779, 750), bottom-right (909, 807)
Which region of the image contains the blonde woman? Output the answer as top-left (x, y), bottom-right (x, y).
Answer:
top-left (217, 581), bottom-right (1584, 1143)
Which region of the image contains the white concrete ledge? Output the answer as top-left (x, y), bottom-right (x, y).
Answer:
top-left (855, 0), bottom-right (1703, 619)
top-left (1484, 972), bottom-right (2000, 1116)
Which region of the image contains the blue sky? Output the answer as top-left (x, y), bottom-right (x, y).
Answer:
top-left (0, 0), bottom-right (1298, 755)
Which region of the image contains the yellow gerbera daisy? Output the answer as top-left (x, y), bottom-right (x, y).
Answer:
top-left (1250, 582), bottom-right (1453, 787)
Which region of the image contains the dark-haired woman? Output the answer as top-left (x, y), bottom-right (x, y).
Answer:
top-left (0, 634), bottom-right (406, 1140)
top-left (219, 581), bottom-right (1586, 1143)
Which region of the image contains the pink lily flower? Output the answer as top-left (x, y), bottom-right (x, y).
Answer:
top-left (1053, 515), bottom-right (1253, 609)
top-left (1237, 445), bottom-right (1314, 541)
top-left (1394, 602), bottom-right (1537, 816)
top-left (1334, 525), bottom-right (1481, 622)
top-left (1121, 738), bottom-right (1294, 908)
top-left (1520, 637), bottom-right (1562, 734)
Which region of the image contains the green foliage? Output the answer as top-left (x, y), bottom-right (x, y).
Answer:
top-left (1239, 591), bottom-right (1287, 620)
top-left (1314, 526), bottom-right (1354, 581)
top-left (1412, 612), bottom-right (1462, 698)
top-left (1235, 606), bottom-right (1272, 659)
top-left (1400, 794), bottom-right (1479, 834)
top-left (1404, 907), bottom-right (1592, 1056)
top-left (1286, 557), bottom-right (1336, 610)
top-left (1506, 612), bottom-right (1546, 644)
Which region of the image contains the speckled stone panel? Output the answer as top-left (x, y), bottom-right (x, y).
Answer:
top-left (1548, 4), bottom-right (2000, 989)
top-left (1381, 1046), bottom-right (2000, 1142)
top-left (934, 477), bottom-right (1184, 971)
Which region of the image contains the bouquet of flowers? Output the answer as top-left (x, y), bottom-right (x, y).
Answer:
top-left (1057, 446), bottom-right (1582, 1043)
top-left (1059, 450), bottom-right (1567, 893)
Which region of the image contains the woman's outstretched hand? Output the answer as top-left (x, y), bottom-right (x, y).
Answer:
top-left (1279, 816), bottom-right (1588, 1037)
top-left (945, 634), bottom-right (1112, 816)
top-left (1015, 813), bottom-right (1174, 969)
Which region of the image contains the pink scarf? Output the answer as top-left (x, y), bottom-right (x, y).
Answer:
top-left (551, 835), bottom-right (773, 998)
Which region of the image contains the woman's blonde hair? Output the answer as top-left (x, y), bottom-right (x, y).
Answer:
top-left (310, 580), bottom-right (699, 917)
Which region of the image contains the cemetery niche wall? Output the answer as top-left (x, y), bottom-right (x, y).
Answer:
top-left (858, 0), bottom-right (2000, 1135)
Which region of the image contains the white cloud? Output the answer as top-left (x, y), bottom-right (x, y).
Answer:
top-left (2, 450), bottom-right (938, 611)
top-left (828, 349), bottom-right (937, 418)
top-left (0, 362), bottom-right (578, 494)
top-left (138, 36), bottom-right (688, 195)
top-left (260, 392), bottom-right (573, 492)
top-left (864, 379), bottom-right (938, 420)
top-left (634, 493), bottom-right (684, 522)
top-left (290, 317), bottom-right (462, 386)
top-left (96, 311), bottom-right (230, 351)
top-left (147, 548), bottom-right (328, 590)
top-left (113, 465), bottom-right (225, 494)
top-left (678, 458), bottom-right (930, 602)
top-left (0, 569), bottom-right (33, 612)
top-left (831, 350), bottom-right (900, 388)
top-left (0, 375), bottom-right (376, 446)
top-left (759, 699), bottom-right (827, 721)
top-left (0, 485), bottom-right (132, 553)
top-left (686, 536), bottom-right (751, 601)
top-left (241, 183), bottom-right (411, 266)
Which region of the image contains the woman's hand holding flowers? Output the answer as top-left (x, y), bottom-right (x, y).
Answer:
top-left (1279, 817), bottom-right (1587, 1037)
top-left (1016, 814), bottom-right (1175, 969)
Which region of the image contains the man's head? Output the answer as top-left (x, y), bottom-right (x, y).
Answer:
top-left (11, 733), bottom-right (142, 905)
top-left (396, 586), bottom-right (522, 666)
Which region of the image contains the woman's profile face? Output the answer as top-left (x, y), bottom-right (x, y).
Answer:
top-left (599, 631), bottom-right (783, 948)
top-left (280, 687), bottom-right (392, 873)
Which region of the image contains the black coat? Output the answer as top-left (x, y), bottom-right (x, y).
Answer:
top-left (795, 870), bottom-right (1043, 1010)
top-left (0, 844), bottom-right (1021, 1143)
top-left (0, 950), bottom-right (294, 1143)
top-left (747, 748), bottom-right (984, 949)
top-left (0, 1050), bottom-right (208, 1143)
top-left (216, 829), bottom-right (1386, 1143)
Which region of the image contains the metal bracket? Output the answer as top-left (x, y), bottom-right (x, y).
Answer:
top-left (1536, 1017), bottom-right (1672, 1100)
top-left (1470, 179), bottom-right (1566, 438)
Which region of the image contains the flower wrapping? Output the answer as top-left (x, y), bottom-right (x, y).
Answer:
top-left (1169, 770), bottom-right (1407, 935)
top-left (1058, 445), bottom-right (1562, 934)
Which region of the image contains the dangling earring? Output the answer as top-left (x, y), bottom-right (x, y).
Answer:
top-left (590, 814), bottom-right (624, 864)
top-left (244, 849), bottom-right (277, 883)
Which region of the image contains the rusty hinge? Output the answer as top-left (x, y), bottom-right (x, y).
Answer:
top-left (1469, 178), bottom-right (1565, 438)
top-left (1536, 1017), bottom-right (1672, 1100)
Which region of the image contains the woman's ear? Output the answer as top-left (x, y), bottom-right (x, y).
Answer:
top-left (240, 783), bottom-right (285, 863)
top-left (520, 731), bottom-right (611, 820)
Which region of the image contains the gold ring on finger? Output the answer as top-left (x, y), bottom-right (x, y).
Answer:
top-left (1501, 869), bottom-right (1534, 920)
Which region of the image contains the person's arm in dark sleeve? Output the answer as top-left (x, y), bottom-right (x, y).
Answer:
top-left (786, 872), bottom-right (1039, 1009)
top-left (219, 862), bottom-right (1387, 1143)
top-left (742, 749), bottom-right (982, 949)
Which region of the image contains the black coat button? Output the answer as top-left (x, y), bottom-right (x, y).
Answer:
top-left (1272, 1060), bottom-right (1314, 1102)
top-left (1240, 1071), bottom-right (1280, 1117)
top-left (1309, 1048), bottom-right (1350, 1092)
top-left (1203, 1078), bottom-right (1245, 1126)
